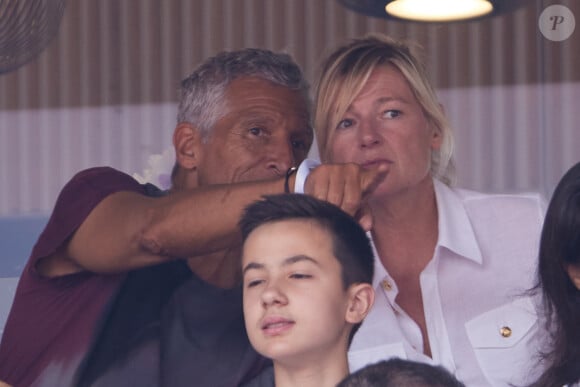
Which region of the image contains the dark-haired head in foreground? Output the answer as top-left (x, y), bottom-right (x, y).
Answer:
top-left (531, 161), bottom-right (580, 387)
top-left (239, 193), bottom-right (375, 387)
top-left (337, 358), bottom-right (465, 387)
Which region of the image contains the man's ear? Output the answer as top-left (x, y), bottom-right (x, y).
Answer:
top-left (566, 263), bottom-right (580, 290)
top-left (345, 283), bottom-right (375, 324)
top-left (173, 122), bottom-right (203, 171)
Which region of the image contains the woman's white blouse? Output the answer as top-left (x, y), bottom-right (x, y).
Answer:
top-left (348, 179), bottom-right (549, 387)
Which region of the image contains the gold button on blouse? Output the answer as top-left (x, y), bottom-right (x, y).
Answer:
top-left (381, 279), bottom-right (392, 291)
top-left (500, 326), bottom-right (512, 338)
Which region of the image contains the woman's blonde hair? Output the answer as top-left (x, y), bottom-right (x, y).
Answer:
top-left (314, 34), bottom-right (455, 185)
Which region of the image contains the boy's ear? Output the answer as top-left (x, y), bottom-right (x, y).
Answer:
top-left (345, 283), bottom-right (375, 324)
top-left (173, 122), bottom-right (203, 170)
top-left (566, 263), bottom-right (580, 290)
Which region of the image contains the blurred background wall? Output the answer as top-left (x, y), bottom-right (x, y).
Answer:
top-left (1, 0), bottom-right (579, 215)
top-left (0, 0), bottom-right (578, 283)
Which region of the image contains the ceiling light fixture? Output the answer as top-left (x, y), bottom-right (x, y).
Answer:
top-left (386, 0), bottom-right (492, 22)
top-left (337, 0), bottom-right (533, 23)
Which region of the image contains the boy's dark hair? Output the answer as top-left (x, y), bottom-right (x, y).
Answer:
top-left (239, 193), bottom-right (375, 342)
top-left (337, 358), bottom-right (465, 387)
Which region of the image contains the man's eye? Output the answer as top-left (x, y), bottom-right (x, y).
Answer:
top-left (291, 140), bottom-right (307, 150)
top-left (248, 127), bottom-right (263, 136)
top-left (337, 119), bottom-right (353, 129)
top-left (383, 110), bottom-right (401, 119)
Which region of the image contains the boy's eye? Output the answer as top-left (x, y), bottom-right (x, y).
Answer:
top-left (289, 273), bottom-right (312, 280)
top-left (246, 279), bottom-right (264, 288)
top-left (336, 118), bottom-right (354, 129)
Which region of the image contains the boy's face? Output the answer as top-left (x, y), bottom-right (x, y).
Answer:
top-left (242, 219), bottom-right (353, 365)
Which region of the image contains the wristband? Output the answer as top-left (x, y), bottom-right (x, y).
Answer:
top-left (284, 166), bottom-right (298, 193)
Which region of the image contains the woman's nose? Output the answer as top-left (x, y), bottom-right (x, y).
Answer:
top-left (359, 120), bottom-right (381, 148)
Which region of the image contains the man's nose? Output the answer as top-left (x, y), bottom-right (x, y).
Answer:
top-left (266, 139), bottom-right (295, 176)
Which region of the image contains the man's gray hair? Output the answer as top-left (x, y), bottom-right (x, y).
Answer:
top-left (177, 48), bottom-right (310, 139)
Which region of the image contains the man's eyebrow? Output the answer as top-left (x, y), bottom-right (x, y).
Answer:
top-left (237, 118), bottom-right (275, 128)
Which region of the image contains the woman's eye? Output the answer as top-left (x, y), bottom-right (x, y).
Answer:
top-left (336, 119), bottom-right (354, 129)
top-left (383, 110), bottom-right (401, 119)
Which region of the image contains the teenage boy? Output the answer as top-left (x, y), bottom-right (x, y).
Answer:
top-left (239, 193), bottom-right (375, 387)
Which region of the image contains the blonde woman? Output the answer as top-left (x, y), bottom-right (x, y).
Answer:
top-left (313, 34), bottom-right (548, 386)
